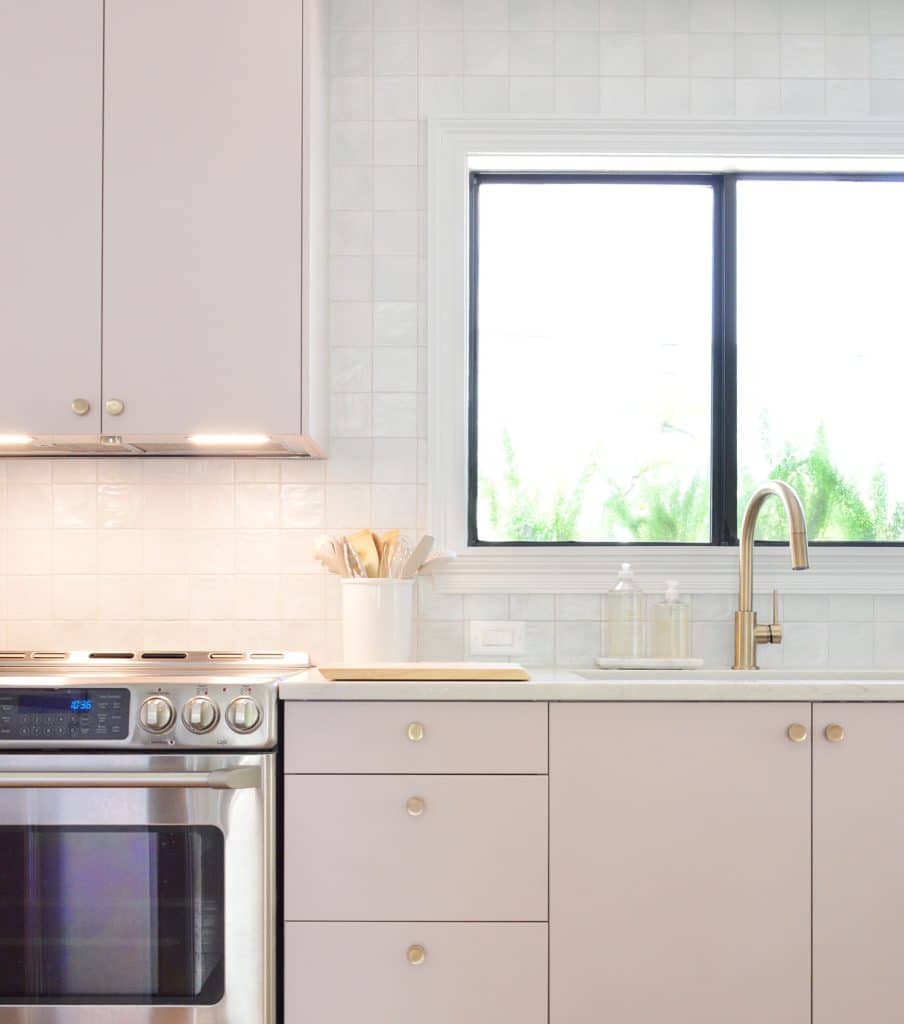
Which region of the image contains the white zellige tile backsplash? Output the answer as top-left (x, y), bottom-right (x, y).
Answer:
top-left (3, 0), bottom-right (904, 667)
top-left (0, 456), bottom-right (899, 668)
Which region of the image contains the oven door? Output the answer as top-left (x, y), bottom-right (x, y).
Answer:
top-left (0, 752), bottom-right (274, 1024)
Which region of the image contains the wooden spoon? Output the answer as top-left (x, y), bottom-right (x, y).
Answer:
top-left (313, 535), bottom-right (346, 576)
top-left (418, 550), bottom-right (456, 572)
top-left (401, 534), bottom-right (434, 578)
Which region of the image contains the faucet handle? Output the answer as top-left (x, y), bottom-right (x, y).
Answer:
top-left (771, 589), bottom-right (783, 644)
top-left (755, 590), bottom-right (782, 646)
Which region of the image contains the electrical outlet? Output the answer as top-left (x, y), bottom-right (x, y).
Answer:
top-left (469, 620), bottom-right (526, 657)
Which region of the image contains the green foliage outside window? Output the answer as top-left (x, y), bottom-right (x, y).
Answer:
top-left (479, 422), bottom-right (904, 543)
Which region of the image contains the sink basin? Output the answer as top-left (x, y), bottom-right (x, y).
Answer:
top-left (574, 668), bottom-right (902, 683)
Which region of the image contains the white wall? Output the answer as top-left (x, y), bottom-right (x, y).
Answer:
top-left (2, 0), bottom-right (903, 667)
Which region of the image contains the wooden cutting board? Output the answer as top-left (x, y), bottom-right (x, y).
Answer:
top-left (317, 662), bottom-right (531, 681)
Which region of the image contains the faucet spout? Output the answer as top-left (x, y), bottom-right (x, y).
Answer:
top-left (733, 480), bottom-right (810, 670)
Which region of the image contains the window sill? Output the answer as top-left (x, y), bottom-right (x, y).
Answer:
top-left (429, 545), bottom-right (904, 595)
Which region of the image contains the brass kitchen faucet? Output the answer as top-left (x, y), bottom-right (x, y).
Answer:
top-left (733, 481), bottom-right (810, 670)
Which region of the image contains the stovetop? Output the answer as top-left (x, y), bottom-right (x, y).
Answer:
top-left (0, 651), bottom-right (309, 750)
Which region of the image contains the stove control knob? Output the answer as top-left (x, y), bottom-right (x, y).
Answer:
top-left (182, 695), bottom-right (220, 734)
top-left (139, 696), bottom-right (175, 734)
top-left (225, 696), bottom-right (262, 734)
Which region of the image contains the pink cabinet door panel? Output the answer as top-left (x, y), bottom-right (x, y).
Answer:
top-left (550, 702), bottom-right (811, 1024)
top-left (103, 0), bottom-right (302, 436)
top-left (0, 0), bottom-right (102, 434)
top-left (813, 702), bottom-right (904, 1024)
top-left (284, 774), bottom-right (548, 921)
top-left (285, 922), bottom-right (547, 1024)
top-left (284, 701), bottom-right (548, 774)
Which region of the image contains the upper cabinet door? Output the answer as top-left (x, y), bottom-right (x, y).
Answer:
top-left (102, 0), bottom-right (302, 437)
top-left (550, 702), bottom-right (811, 1024)
top-left (0, 0), bottom-right (102, 435)
top-left (813, 703), bottom-right (904, 1024)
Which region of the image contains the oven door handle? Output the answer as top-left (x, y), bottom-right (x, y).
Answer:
top-left (0, 766), bottom-right (260, 790)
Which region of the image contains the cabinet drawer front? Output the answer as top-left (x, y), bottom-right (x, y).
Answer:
top-left (283, 701), bottom-right (547, 773)
top-left (285, 922), bottom-right (548, 1024)
top-left (285, 774), bottom-right (548, 921)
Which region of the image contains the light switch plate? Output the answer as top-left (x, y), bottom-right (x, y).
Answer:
top-left (469, 620), bottom-right (526, 656)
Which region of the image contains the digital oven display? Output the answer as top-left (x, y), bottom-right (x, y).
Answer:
top-left (17, 693), bottom-right (93, 713)
top-left (0, 688), bottom-right (129, 740)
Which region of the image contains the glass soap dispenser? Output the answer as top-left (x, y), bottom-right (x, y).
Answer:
top-left (607, 563), bottom-right (646, 657)
top-left (652, 580), bottom-right (690, 658)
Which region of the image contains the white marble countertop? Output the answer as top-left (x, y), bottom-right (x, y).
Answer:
top-left (278, 667), bottom-right (904, 702)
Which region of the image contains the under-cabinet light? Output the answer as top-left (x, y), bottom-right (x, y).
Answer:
top-left (0, 435), bottom-right (33, 445)
top-left (187, 433), bottom-right (271, 446)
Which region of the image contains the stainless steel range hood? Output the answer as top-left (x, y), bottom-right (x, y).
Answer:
top-left (0, 434), bottom-right (324, 457)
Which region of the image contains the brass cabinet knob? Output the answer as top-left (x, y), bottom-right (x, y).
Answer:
top-left (105, 398), bottom-right (125, 416)
top-left (787, 723), bottom-right (808, 743)
top-left (825, 723), bottom-right (845, 743)
top-left (406, 796), bottom-right (425, 817)
top-left (407, 944), bottom-right (426, 966)
top-left (406, 721), bottom-right (425, 742)
top-left (71, 398), bottom-right (91, 416)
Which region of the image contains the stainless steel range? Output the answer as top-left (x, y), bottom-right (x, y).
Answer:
top-left (0, 650), bottom-right (306, 1024)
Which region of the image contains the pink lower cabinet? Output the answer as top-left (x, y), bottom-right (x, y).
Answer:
top-left (284, 922), bottom-right (547, 1024)
top-left (550, 702), bottom-right (811, 1024)
top-left (813, 703), bottom-right (904, 1024)
top-left (284, 774), bottom-right (547, 921)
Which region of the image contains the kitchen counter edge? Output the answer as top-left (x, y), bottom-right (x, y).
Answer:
top-left (278, 669), bottom-right (904, 701)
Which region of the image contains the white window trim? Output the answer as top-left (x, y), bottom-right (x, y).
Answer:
top-left (427, 116), bottom-right (904, 594)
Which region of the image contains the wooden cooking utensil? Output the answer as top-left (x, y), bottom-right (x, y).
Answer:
top-left (401, 534), bottom-right (434, 578)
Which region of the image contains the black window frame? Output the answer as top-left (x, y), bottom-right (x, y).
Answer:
top-left (468, 170), bottom-right (904, 548)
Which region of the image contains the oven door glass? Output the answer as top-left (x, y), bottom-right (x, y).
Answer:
top-left (0, 826), bottom-right (225, 1005)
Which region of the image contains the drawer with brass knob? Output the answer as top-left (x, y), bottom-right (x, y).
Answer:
top-left (285, 922), bottom-right (547, 1024)
top-left (284, 702), bottom-right (547, 774)
top-left (284, 774), bottom-right (547, 922)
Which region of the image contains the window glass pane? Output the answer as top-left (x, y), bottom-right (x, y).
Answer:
top-left (0, 826), bottom-right (224, 1004)
top-left (737, 179), bottom-right (904, 541)
top-left (474, 179), bottom-right (714, 542)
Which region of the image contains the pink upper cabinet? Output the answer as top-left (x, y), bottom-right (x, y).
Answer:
top-left (102, 0), bottom-right (303, 437)
top-left (813, 702), bottom-right (904, 1024)
top-left (0, 0), bottom-right (103, 435)
top-left (550, 702), bottom-right (811, 1024)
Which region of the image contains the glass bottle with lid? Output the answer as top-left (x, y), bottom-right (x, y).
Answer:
top-left (606, 562), bottom-right (646, 657)
top-left (652, 579), bottom-right (690, 658)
